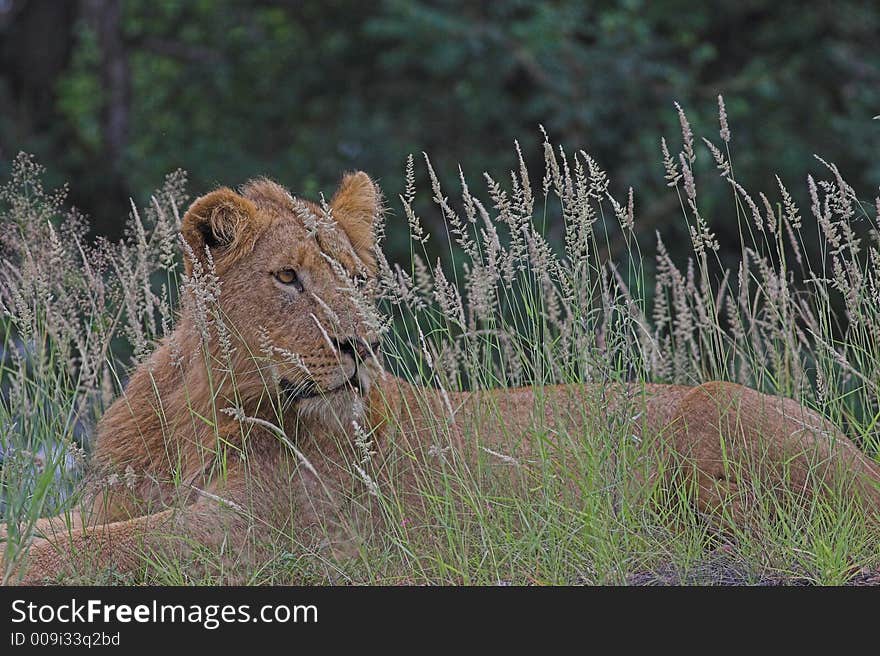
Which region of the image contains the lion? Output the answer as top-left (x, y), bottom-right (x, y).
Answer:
top-left (2, 172), bottom-right (879, 584)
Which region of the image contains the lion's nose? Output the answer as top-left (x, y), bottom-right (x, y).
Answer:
top-left (337, 338), bottom-right (379, 361)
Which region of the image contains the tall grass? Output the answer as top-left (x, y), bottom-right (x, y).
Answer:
top-left (2, 99), bottom-right (879, 584)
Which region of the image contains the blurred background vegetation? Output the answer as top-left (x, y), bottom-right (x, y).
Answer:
top-left (1, 0), bottom-right (878, 265)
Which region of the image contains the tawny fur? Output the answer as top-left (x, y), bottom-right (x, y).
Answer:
top-left (2, 174), bottom-right (879, 585)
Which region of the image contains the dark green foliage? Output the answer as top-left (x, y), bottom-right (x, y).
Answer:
top-left (1, 0), bottom-right (878, 265)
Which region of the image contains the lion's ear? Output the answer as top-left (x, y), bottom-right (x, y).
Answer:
top-left (330, 171), bottom-right (380, 270)
top-left (181, 188), bottom-right (261, 275)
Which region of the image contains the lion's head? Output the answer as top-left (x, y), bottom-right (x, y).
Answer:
top-left (179, 172), bottom-right (383, 420)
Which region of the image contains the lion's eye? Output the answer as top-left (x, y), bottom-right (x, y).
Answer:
top-left (354, 273), bottom-right (369, 290)
top-left (274, 269), bottom-right (303, 291)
